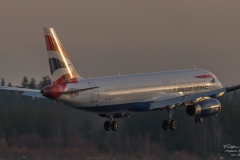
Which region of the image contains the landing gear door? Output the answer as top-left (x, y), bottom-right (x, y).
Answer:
top-left (88, 82), bottom-right (99, 102)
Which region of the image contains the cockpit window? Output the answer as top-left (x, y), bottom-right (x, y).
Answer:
top-left (211, 77), bottom-right (215, 83)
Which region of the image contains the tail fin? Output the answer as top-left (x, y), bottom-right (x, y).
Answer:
top-left (43, 28), bottom-right (81, 84)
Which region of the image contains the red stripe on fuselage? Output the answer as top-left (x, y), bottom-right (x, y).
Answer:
top-left (195, 75), bottom-right (213, 78)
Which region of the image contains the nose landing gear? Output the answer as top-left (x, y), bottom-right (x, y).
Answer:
top-left (195, 117), bottom-right (204, 123)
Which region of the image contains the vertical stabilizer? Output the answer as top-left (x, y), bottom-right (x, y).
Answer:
top-left (43, 28), bottom-right (81, 84)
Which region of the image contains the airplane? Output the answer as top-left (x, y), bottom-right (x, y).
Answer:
top-left (1, 28), bottom-right (240, 132)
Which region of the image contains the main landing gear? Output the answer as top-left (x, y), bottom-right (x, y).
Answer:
top-left (104, 115), bottom-right (119, 131)
top-left (195, 117), bottom-right (204, 123)
top-left (162, 105), bottom-right (177, 131)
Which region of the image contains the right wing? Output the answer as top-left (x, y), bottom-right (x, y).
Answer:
top-left (130, 87), bottom-right (227, 111)
top-left (0, 86), bottom-right (44, 98)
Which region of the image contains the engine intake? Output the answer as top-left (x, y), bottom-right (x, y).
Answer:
top-left (186, 98), bottom-right (221, 117)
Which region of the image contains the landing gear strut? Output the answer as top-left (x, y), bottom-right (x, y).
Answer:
top-left (104, 115), bottom-right (119, 131)
top-left (162, 105), bottom-right (177, 131)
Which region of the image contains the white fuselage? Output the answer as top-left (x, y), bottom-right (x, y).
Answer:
top-left (57, 69), bottom-right (223, 113)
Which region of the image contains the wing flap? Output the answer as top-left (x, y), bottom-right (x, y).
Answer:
top-left (150, 97), bottom-right (183, 110)
top-left (182, 88), bottom-right (226, 102)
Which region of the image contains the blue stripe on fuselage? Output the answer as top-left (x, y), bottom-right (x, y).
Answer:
top-left (79, 103), bottom-right (134, 113)
top-left (76, 102), bottom-right (152, 113)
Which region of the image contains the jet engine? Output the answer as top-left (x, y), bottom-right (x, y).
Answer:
top-left (186, 98), bottom-right (221, 117)
top-left (99, 113), bottom-right (132, 119)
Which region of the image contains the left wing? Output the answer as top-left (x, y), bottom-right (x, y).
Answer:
top-left (225, 85), bottom-right (240, 92)
top-left (0, 86), bottom-right (100, 99)
top-left (130, 85), bottom-right (240, 112)
top-left (0, 86), bottom-right (44, 98)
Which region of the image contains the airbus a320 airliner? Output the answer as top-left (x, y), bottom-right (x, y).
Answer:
top-left (1, 28), bottom-right (239, 131)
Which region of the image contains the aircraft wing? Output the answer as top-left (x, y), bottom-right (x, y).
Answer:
top-left (0, 86), bottom-right (100, 99)
top-left (0, 86), bottom-right (44, 98)
top-left (225, 84), bottom-right (240, 92)
top-left (130, 85), bottom-right (240, 111)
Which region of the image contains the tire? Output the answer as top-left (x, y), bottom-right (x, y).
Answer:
top-left (162, 120), bottom-right (169, 131)
top-left (170, 120), bottom-right (177, 130)
top-left (195, 117), bottom-right (199, 123)
top-left (111, 121), bottom-right (119, 131)
top-left (198, 117), bottom-right (204, 123)
top-left (104, 121), bottom-right (111, 131)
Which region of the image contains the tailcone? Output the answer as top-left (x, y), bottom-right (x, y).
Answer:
top-left (41, 84), bottom-right (66, 99)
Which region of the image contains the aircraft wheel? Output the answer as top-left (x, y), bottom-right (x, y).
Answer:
top-left (195, 117), bottom-right (199, 123)
top-left (104, 121), bottom-right (111, 131)
top-left (162, 120), bottom-right (170, 131)
top-left (170, 120), bottom-right (177, 130)
top-left (111, 121), bottom-right (119, 131)
top-left (195, 117), bottom-right (204, 123)
top-left (198, 117), bottom-right (204, 123)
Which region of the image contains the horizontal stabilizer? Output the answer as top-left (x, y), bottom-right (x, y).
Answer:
top-left (0, 86), bottom-right (44, 98)
top-left (22, 91), bottom-right (45, 98)
top-left (0, 86), bottom-right (40, 92)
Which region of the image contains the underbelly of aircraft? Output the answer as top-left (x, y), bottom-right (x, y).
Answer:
top-left (77, 102), bottom-right (135, 113)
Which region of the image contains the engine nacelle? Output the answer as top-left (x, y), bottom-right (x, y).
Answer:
top-left (186, 98), bottom-right (221, 117)
top-left (99, 113), bottom-right (132, 119)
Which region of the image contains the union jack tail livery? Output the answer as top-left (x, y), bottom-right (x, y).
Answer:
top-left (43, 28), bottom-right (80, 84)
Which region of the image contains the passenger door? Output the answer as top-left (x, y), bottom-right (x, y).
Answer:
top-left (88, 82), bottom-right (99, 102)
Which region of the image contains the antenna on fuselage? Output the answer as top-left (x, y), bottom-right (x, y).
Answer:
top-left (194, 65), bottom-right (196, 69)
top-left (118, 72), bottom-right (120, 76)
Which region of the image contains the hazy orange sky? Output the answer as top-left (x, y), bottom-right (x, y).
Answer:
top-left (0, 1), bottom-right (240, 86)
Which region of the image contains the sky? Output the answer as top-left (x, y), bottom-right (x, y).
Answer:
top-left (0, 0), bottom-right (240, 86)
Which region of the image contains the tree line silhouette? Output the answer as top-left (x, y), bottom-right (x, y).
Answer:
top-left (0, 76), bottom-right (239, 159)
